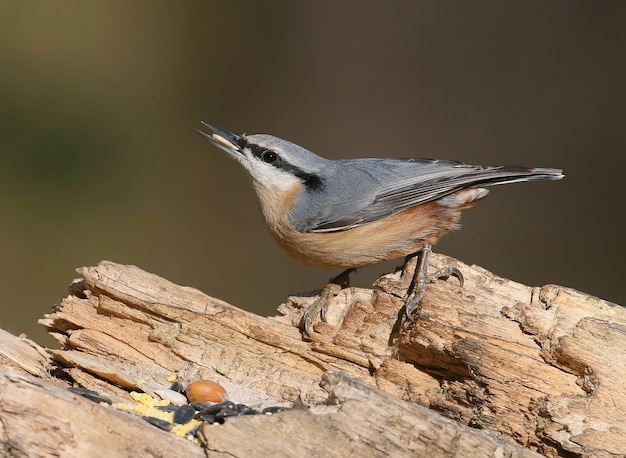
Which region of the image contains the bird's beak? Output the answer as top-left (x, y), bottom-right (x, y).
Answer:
top-left (197, 121), bottom-right (243, 157)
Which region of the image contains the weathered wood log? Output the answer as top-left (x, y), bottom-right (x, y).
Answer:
top-left (200, 371), bottom-right (542, 457)
top-left (0, 367), bottom-right (206, 458)
top-left (1, 255), bottom-right (624, 457)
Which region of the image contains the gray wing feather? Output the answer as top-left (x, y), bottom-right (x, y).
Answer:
top-left (290, 158), bottom-right (562, 233)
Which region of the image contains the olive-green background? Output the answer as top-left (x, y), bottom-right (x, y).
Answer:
top-left (2, 1), bottom-right (624, 346)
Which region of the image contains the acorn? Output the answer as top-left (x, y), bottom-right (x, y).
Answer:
top-left (185, 380), bottom-right (227, 403)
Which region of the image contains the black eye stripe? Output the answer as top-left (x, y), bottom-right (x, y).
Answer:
top-left (240, 137), bottom-right (324, 190)
top-left (245, 142), bottom-right (279, 163)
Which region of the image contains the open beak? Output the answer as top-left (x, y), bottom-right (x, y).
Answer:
top-left (197, 121), bottom-right (243, 157)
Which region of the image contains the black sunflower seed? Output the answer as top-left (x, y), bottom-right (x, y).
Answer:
top-left (197, 401), bottom-right (236, 416)
top-left (199, 413), bottom-right (216, 423)
top-left (170, 381), bottom-right (185, 393)
top-left (155, 404), bottom-right (179, 413)
top-left (262, 406), bottom-right (289, 414)
top-left (68, 386), bottom-right (112, 405)
top-left (143, 416), bottom-right (173, 431)
top-left (173, 404), bottom-right (196, 424)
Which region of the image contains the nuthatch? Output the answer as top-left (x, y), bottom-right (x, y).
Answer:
top-left (197, 121), bottom-right (563, 334)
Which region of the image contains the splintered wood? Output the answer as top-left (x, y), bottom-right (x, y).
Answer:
top-left (1, 255), bottom-right (624, 457)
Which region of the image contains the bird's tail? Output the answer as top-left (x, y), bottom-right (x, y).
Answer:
top-left (437, 166), bottom-right (563, 209)
top-left (466, 166), bottom-right (564, 188)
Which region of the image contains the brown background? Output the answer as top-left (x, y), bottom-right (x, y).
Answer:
top-left (1, 1), bottom-right (624, 346)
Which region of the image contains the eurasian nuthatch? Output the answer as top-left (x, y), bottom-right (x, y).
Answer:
top-left (197, 121), bottom-right (563, 333)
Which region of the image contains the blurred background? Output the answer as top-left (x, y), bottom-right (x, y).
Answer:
top-left (1, 1), bottom-right (624, 346)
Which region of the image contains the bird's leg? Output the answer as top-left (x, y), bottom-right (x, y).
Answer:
top-left (301, 268), bottom-right (356, 336)
top-left (402, 245), bottom-right (464, 327)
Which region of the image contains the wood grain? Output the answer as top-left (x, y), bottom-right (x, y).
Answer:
top-left (0, 254), bottom-right (623, 457)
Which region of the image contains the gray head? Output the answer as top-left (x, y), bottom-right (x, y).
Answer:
top-left (197, 121), bottom-right (328, 194)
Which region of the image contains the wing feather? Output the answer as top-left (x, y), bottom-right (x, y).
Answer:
top-left (290, 158), bottom-right (562, 233)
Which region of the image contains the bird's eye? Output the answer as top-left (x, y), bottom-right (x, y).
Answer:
top-left (261, 150), bottom-right (278, 163)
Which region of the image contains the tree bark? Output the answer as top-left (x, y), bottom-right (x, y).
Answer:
top-left (1, 254), bottom-right (624, 457)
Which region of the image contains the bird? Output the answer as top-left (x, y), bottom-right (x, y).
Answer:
top-left (197, 121), bottom-right (563, 334)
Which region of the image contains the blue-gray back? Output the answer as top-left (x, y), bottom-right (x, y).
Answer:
top-left (290, 157), bottom-right (561, 233)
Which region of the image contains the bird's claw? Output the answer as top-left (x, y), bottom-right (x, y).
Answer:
top-left (401, 246), bottom-right (464, 328)
top-left (301, 268), bottom-right (355, 337)
top-left (428, 266), bottom-right (464, 288)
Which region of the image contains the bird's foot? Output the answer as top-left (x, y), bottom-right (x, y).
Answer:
top-left (400, 246), bottom-right (463, 328)
top-left (301, 268), bottom-right (355, 337)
